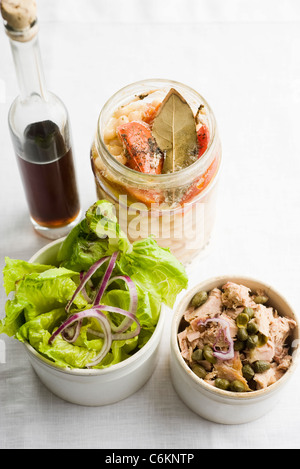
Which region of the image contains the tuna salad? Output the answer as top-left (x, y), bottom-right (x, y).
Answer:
top-left (178, 282), bottom-right (297, 392)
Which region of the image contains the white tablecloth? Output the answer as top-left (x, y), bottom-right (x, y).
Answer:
top-left (1, 0), bottom-right (300, 449)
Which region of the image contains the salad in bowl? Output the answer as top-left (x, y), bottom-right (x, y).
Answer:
top-left (0, 200), bottom-right (188, 372)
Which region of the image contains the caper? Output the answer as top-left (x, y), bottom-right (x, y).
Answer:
top-left (253, 295), bottom-right (268, 305)
top-left (230, 380), bottom-right (245, 392)
top-left (257, 332), bottom-right (268, 346)
top-left (191, 364), bottom-right (207, 379)
top-left (253, 360), bottom-right (271, 373)
top-left (203, 345), bottom-right (217, 364)
top-left (191, 348), bottom-right (203, 362)
top-left (247, 334), bottom-right (259, 349)
top-left (237, 327), bottom-right (249, 341)
top-left (234, 340), bottom-right (245, 351)
top-left (190, 291), bottom-right (208, 308)
top-left (247, 335), bottom-right (258, 349)
top-left (247, 320), bottom-right (259, 335)
top-left (236, 313), bottom-right (249, 328)
top-left (215, 378), bottom-right (230, 390)
top-left (242, 364), bottom-right (255, 381)
top-left (243, 307), bottom-right (255, 319)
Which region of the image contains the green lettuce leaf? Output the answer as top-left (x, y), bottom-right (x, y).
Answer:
top-left (85, 200), bottom-right (130, 254)
top-left (39, 334), bottom-right (98, 369)
top-left (0, 297), bottom-right (28, 337)
top-left (57, 200), bottom-right (131, 271)
top-left (3, 257), bottom-right (53, 295)
top-left (101, 287), bottom-right (159, 329)
top-left (17, 308), bottom-right (98, 369)
top-left (117, 237), bottom-right (188, 308)
top-left (73, 319), bottom-right (139, 369)
top-left (16, 307), bottom-right (67, 346)
top-left (16, 268), bottom-right (87, 320)
top-left (0, 265), bottom-right (87, 336)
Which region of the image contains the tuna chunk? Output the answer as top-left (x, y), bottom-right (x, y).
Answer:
top-left (223, 306), bottom-right (244, 322)
top-left (204, 370), bottom-right (217, 385)
top-left (184, 287), bottom-right (222, 323)
top-left (195, 322), bottom-right (220, 349)
top-left (247, 341), bottom-right (275, 363)
top-left (254, 304), bottom-right (274, 337)
top-left (177, 329), bottom-right (192, 361)
top-left (214, 352), bottom-right (250, 390)
top-left (222, 282), bottom-right (257, 309)
top-left (269, 314), bottom-right (296, 359)
top-left (254, 363), bottom-right (284, 389)
top-left (178, 326), bottom-right (204, 362)
top-left (277, 353), bottom-right (293, 372)
top-left (186, 329), bottom-right (201, 343)
top-left (219, 312), bottom-right (238, 339)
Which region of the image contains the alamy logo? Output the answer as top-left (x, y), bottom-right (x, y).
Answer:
top-left (95, 195), bottom-right (205, 250)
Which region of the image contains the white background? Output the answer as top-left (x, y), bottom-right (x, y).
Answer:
top-left (0, 0), bottom-right (300, 449)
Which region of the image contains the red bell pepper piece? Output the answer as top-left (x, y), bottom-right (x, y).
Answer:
top-left (117, 121), bottom-right (163, 174)
top-left (197, 124), bottom-right (209, 158)
top-left (180, 125), bottom-right (216, 205)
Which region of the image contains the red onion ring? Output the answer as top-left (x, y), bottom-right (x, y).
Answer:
top-left (94, 251), bottom-right (118, 305)
top-left (87, 305), bottom-right (141, 341)
top-left (65, 256), bottom-right (110, 313)
top-left (48, 308), bottom-right (113, 367)
top-left (49, 251), bottom-right (142, 367)
top-left (85, 309), bottom-right (113, 368)
top-left (106, 275), bottom-right (138, 333)
top-left (62, 318), bottom-right (83, 343)
top-left (198, 317), bottom-right (234, 360)
top-left (62, 271), bottom-right (92, 342)
top-left (79, 272), bottom-right (93, 303)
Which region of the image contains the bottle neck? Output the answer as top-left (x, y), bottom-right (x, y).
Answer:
top-left (8, 25), bottom-right (47, 102)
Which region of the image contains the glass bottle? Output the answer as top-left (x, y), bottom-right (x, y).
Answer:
top-left (3, 16), bottom-right (81, 239)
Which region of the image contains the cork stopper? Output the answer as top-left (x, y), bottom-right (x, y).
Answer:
top-left (1, 0), bottom-right (37, 40)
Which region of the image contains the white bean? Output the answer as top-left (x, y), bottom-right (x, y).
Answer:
top-left (117, 115), bottom-right (129, 126)
top-left (128, 110), bottom-right (143, 122)
top-left (114, 101), bottom-right (146, 118)
top-left (109, 137), bottom-right (122, 146)
top-left (103, 117), bottom-right (117, 141)
top-left (114, 152), bottom-right (127, 165)
top-left (107, 144), bottom-right (123, 156)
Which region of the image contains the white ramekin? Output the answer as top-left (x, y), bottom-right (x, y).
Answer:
top-left (24, 238), bottom-right (166, 406)
top-left (170, 276), bottom-right (299, 424)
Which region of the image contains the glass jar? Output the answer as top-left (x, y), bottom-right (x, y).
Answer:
top-left (91, 79), bottom-right (222, 265)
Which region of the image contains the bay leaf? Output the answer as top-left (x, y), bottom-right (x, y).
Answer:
top-left (152, 88), bottom-right (198, 174)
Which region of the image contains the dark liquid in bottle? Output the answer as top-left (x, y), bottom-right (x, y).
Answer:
top-left (15, 120), bottom-right (80, 228)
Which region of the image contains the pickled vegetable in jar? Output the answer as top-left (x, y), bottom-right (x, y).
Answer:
top-left (91, 79), bottom-right (222, 265)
